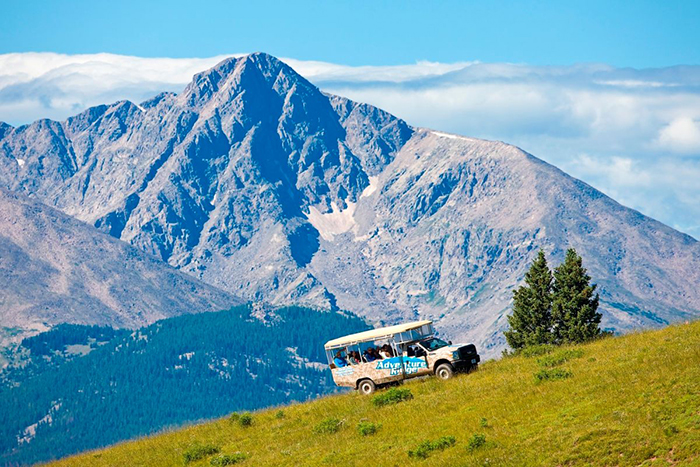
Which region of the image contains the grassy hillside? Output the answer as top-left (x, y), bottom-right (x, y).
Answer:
top-left (51, 321), bottom-right (700, 467)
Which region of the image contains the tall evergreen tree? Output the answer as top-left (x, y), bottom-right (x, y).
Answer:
top-left (551, 248), bottom-right (602, 343)
top-left (504, 250), bottom-right (554, 349)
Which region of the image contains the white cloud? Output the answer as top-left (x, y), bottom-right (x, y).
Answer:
top-left (284, 58), bottom-right (473, 83)
top-left (0, 53), bottom-right (233, 123)
top-left (570, 155), bottom-right (654, 188)
top-left (0, 52), bottom-right (699, 239)
top-left (655, 117), bottom-right (700, 154)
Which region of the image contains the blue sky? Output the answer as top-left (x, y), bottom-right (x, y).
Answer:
top-left (1, 1), bottom-right (699, 239)
top-left (2, 0), bottom-right (700, 67)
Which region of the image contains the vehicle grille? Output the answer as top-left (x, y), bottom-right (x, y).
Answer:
top-left (458, 345), bottom-right (477, 360)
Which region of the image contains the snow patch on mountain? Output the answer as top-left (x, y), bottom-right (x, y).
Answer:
top-left (432, 130), bottom-right (474, 141)
top-left (361, 176), bottom-right (379, 198)
top-left (306, 202), bottom-right (357, 241)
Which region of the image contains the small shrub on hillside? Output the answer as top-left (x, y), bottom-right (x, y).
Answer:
top-left (183, 444), bottom-right (219, 464)
top-left (409, 441), bottom-right (434, 460)
top-left (372, 387), bottom-right (413, 407)
top-left (228, 413), bottom-right (240, 423)
top-left (432, 436), bottom-right (457, 450)
top-left (238, 413), bottom-right (253, 427)
top-left (664, 425), bottom-right (679, 437)
top-left (521, 344), bottom-right (554, 358)
top-left (467, 433), bottom-right (486, 451)
top-left (275, 410), bottom-right (285, 419)
top-left (479, 417), bottom-right (488, 428)
top-left (534, 367), bottom-right (573, 382)
top-left (210, 453), bottom-right (247, 466)
top-left (537, 349), bottom-right (584, 367)
top-left (313, 417), bottom-right (344, 434)
top-left (357, 420), bottom-right (381, 436)
top-left (408, 436), bottom-right (456, 459)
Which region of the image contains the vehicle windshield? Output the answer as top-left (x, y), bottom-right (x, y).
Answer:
top-left (419, 337), bottom-right (449, 351)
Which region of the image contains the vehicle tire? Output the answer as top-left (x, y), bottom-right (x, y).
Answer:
top-left (435, 363), bottom-right (454, 380)
top-left (358, 379), bottom-right (376, 395)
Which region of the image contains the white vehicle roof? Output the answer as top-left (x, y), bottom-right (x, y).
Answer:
top-left (324, 320), bottom-right (433, 349)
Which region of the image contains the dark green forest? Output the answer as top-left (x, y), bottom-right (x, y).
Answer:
top-left (0, 305), bottom-right (369, 466)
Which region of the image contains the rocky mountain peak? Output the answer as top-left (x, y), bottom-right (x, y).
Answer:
top-left (0, 121), bottom-right (12, 138)
top-left (182, 52), bottom-right (315, 110)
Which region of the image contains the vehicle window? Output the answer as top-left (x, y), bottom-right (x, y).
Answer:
top-left (346, 345), bottom-right (362, 365)
top-left (331, 348), bottom-right (349, 368)
top-left (358, 341), bottom-right (386, 362)
top-left (406, 344), bottom-right (426, 357)
top-left (420, 338), bottom-right (449, 351)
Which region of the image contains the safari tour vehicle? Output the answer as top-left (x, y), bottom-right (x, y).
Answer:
top-left (324, 320), bottom-right (480, 395)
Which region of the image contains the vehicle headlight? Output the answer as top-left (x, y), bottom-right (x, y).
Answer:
top-left (452, 351), bottom-right (460, 360)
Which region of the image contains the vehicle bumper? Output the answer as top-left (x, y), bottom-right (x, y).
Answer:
top-left (453, 355), bottom-right (480, 371)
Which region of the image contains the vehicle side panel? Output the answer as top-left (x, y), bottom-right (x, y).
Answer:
top-left (331, 359), bottom-right (405, 387)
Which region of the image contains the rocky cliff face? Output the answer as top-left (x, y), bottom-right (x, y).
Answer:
top-left (1, 53), bottom-right (699, 356)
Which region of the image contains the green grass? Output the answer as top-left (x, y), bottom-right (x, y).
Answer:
top-left (536, 348), bottom-right (584, 367)
top-left (312, 417), bottom-right (344, 435)
top-left (50, 321), bottom-right (700, 467)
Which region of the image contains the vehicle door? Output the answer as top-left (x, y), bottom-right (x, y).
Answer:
top-left (401, 343), bottom-right (431, 378)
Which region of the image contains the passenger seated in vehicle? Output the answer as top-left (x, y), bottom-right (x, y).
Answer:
top-left (348, 351), bottom-right (361, 364)
top-left (379, 344), bottom-right (393, 359)
top-left (363, 348), bottom-right (377, 362)
top-left (370, 347), bottom-right (383, 360)
top-left (334, 351), bottom-right (348, 368)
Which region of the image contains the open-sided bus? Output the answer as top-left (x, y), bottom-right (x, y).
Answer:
top-left (324, 320), bottom-right (480, 395)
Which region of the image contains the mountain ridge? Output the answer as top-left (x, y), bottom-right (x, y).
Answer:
top-left (1, 52), bottom-right (699, 355)
top-left (0, 187), bottom-right (241, 344)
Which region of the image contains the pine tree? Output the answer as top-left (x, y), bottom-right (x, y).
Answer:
top-left (504, 250), bottom-right (554, 349)
top-left (551, 248), bottom-right (602, 343)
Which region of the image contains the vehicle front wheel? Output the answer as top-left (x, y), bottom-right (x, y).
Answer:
top-left (435, 363), bottom-right (454, 380)
top-left (358, 379), bottom-right (376, 395)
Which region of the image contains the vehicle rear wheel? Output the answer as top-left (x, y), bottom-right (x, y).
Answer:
top-left (358, 379), bottom-right (376, 395)
top-left (436, 363), bottom-right (454, 380)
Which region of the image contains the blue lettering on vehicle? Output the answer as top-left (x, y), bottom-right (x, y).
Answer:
top-left (375, 357), bottom-right (427, 375)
